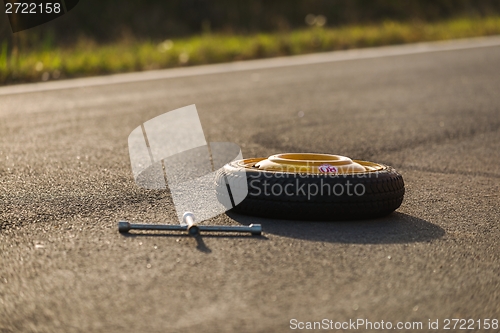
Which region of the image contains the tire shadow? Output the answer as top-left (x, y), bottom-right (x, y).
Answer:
top-left (226, 211), bottom-right (444, 244)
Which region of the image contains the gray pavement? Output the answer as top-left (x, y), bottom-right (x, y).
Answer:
top-left (0, 39), bottom-right (499, 332)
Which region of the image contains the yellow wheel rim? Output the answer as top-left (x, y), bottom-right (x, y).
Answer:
top-left (237, 153), bottom-right (385, 174)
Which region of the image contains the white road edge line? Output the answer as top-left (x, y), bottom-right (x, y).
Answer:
top-left (1, 35), bottom-right (500, 96)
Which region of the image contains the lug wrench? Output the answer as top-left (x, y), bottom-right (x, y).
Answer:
top-left (118, 212), bottom-right (262, 236)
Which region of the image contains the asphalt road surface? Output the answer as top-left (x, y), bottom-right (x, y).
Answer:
top-left (1, 38), bottom-right (499, 332)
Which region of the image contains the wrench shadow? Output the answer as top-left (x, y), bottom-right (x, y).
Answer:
top-left (120, 231), bottom-right (268, 253)
top-left (227, 211), bottom-right (444, 244)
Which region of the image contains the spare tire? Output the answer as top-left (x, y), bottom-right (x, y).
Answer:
top-left (215, 153), bottom-right (404, 221)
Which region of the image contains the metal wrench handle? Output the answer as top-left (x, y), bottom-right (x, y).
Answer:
top-left (118, 222), bottom-right (187, 233)
top-left (182, 212), bottom-right (200, 236)
top-left (118, 221), bottom-right (262, 236)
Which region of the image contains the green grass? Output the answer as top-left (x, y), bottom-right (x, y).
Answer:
top-left (1, 16), bottom-right (500, 85)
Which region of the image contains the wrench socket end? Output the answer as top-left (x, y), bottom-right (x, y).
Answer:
top-left (118, 221), bottom-right (131, 233)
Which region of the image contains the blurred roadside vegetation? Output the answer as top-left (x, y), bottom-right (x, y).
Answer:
top-left (1, 0), bottom-right (500, 84)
